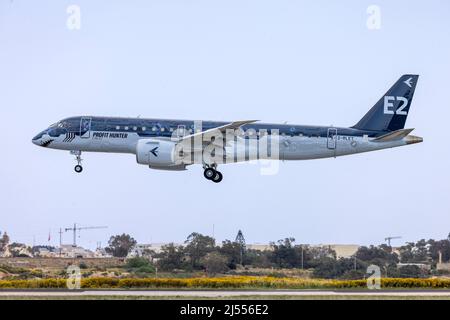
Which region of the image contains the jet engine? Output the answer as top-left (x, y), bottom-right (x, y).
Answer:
top-left (136, 139), bottom-right (182, 169)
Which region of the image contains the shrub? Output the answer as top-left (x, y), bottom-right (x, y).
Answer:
top-left (126, 257), bottom-right (155, 274)
top-left (135, 265), bottom-right (156, 274)
top-left (0, 276), bottom-right (449, 289)
top-left (126, 257), bottom-right (151, 269)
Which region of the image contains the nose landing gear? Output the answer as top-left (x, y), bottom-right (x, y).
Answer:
top-left (203, 165), bottom-right (223, 183)
top-left (71, 151), bottom-right (83, 173)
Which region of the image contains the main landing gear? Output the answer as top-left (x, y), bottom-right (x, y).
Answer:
top-left (71, 151), bottom-right (83, 173)
top-left (203, 166), bottom-right (223, 183)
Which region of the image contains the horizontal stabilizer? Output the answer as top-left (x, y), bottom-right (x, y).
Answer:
top-left (372, 128), bottom-right (415, 142)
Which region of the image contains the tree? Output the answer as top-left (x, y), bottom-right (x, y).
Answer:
top-left (396, 265), bottom-right (426, 278)
top-left (356, 246), bottom-right (398, 266)
top-left (312, 257), bottom-right (340, 278)
top-left (140, 248), bottom-right (156, 260)
top-left (300, 245), bottom-right (336, 269)
top-left (399, 242), bottom-right (415, 263)
top-left (312, 257), bottom-right (366, 279)
top-left (105, 234), bottom-right (137, 258)
top-left (156, 243), bottom-right (186, 271)
top-left (184, 233), bottom-right (216, 269)
top-left (201, 252), bottom-right (229, 275)
top-left (425, 239), bottom-right (450, 264)
top-left (219, 240), bottom-right (241, 269)
top-left (244, 249), bottom-right (272, 268)
top-left (399, 240), bottom-right (431, 263)
top-left (270, 238), bottom-right (298, 268)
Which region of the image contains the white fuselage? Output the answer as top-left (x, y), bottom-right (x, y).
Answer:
top-left (39, 129), bottom-right (410, 162)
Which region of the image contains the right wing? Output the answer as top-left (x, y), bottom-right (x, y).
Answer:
top-left (179, 120), bottom-right (258, 142)
top-left (177, 120), bottom-right (258, 151)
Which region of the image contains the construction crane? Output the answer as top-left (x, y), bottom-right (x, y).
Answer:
top-left (65, 223), bottom-right (108, 247)
top-left (385, 236), bottom-right (402, 247)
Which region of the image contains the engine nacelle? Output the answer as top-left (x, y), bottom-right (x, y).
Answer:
top-left (136, 139), bottom-right (179, 167)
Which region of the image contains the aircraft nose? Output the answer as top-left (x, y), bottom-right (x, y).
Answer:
top-left (32, 130), bottom-right (47, 146)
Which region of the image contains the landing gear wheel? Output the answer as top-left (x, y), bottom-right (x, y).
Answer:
top-left (212, 171), bottom-right (223, 183)
top-left (71, 151), bottom-right (83, 173)
top-left (204, 168), bottom-right (216, 180)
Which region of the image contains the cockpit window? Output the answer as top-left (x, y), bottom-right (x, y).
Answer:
top-left (48, 128), bottom-right (66, 137)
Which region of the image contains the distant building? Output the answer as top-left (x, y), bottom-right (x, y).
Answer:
top-left (0, 244), bottom-right (33, 258)
top-left (127, 243), bottom-right (180, 258)
top-left (58, 245), bottom-right (96, 258)
top-left (436, 251), bottom-right (450, 271)
top-left (247, 244), bottom-right (272, 251)
top-left (33, 245), bottom-right (112, 258)
top-left (324, 245), bottom-right (360, 259)
top-left (94, 247), bottom-right (112, 258)
top-left (436, 263), bottom-right (450, 271)
top-left (35, 247), bottom-right (58, 258)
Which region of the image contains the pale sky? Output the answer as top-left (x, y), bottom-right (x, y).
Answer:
top-left (0, 0), bottom-right (449, 249)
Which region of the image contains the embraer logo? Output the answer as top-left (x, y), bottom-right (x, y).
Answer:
top-left (404, 77), bottom-right (413, 88)
top-left (150, 147), bottom-right (159, 157)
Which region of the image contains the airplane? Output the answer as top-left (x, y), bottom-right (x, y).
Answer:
top-left (32, 75), bottom-right (423, 183)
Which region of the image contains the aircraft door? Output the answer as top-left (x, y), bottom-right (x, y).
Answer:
top-left (327, 128), bottom-right (337, 149)
top-left (176, 125), bottom-right (186, 139)
top-left (80, 117), bottom-right (92, 139)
